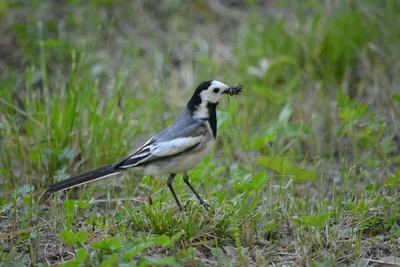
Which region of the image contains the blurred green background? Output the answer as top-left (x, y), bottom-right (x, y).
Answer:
top-left (0, 0), bottom-right (400, 266)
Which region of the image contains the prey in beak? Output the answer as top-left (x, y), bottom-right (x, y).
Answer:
top-left (224, 84), bottom-right (243, 96)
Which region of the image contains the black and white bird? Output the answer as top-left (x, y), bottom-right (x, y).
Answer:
top-left (47, 80), bottom-right (242, 210)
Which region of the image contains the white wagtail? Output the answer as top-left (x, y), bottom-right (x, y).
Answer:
top-left (47, 80), bottom-right (242, 210)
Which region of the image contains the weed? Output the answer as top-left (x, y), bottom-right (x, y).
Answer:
top-left (1, 0), bottom-right (400, 266)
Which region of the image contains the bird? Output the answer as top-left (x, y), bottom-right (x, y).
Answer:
top-left (46, 80), bottom-right (242, 210)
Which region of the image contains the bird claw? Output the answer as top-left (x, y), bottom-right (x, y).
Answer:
top-left (200, 201), bottom-right (211, 211)
top-left (184, 200), bottom-right (212, 212)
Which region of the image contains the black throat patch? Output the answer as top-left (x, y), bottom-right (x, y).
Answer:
top-left (206, 102), bottom-right (217, 138)
top-left (187, 80), bottom-right (218, 138)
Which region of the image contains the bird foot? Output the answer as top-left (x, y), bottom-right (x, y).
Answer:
top-left (184, 200), bottom-right (212, 212)
top-left (200, 201), bottom-right (211, 211)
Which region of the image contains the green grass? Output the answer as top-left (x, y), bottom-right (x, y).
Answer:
top-left (1, 0), bottom-right (400, 266)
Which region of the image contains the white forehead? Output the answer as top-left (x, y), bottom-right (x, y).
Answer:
top-left (210, 80), bottom-right (229, 89)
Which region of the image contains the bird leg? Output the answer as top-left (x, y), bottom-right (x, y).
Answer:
top-left (183, 172), bottom-right (210, 210)
top-left (167, 173), bottom-right (182, 210)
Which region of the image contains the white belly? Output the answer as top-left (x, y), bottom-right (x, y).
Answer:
top-left (141, 139), bottom-right (215, 176)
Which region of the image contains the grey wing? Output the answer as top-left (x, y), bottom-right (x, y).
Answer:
top-left (115, 114), bottom-right (207, 169)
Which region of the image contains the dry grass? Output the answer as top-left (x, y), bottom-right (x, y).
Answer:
top-left (0, 0), bottom-right (400, 266)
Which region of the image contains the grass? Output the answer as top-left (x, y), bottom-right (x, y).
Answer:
top-left (1, 0), bottom-right (400, 266)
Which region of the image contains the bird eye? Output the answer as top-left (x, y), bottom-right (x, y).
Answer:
top-left (213, 88), bottom-right (220, 93)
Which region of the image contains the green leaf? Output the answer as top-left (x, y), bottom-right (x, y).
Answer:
top-left (91, 240), bottom-right (106, 250)
top-left (170, 232), bottom-right (183, 242)
top-left (98, 254), bottom-right (118, 267)
top-left (250, 134), bottom-right (275, 151)
top-left (126, 230), bottom-right (134, 240)
top-left (141, 176), bottom-right (150, 185)
top-left (143, 256), bottom-right (177, 266)
top-left (75, 231), bottom-right (88, 244)
top-left (154, 235), bottom-right (171, 246)
top-left (384, 170), bottom-right (400, 186)
top-left (59, 261), bottom-right (80, 267)
top-left (390, 223), bottom-right (400, 237)
top-left (385, 176), bottom-right (399, 186)
top-left (365, 184), bottom-right (374, 191)
top-left (91, 236), bottom-right (122, 252)
top-left (75, 248), bottom-right (87, 263)
top-left (77, 201), bottom-right (88, 209)
top-left (257, 156), bottom-right (316, 181)
top-left (278, 103), bottom-right (293, 124)
top-left (61, 231), bottom-right (76, 245)
top-left (109, 236), bottom-right (122, 250)
top-left (23, 196), bottom-right (33, 205)
top-left (393, 93), bottom-right (400, 103)
top-left (252, 170), bottom-right (269, 190)
top-left (123, 251), bottom-right (137, 262)
top-left (300, 212), bottom-right (330, 228)
top-left (63, 199), bottom-right (75, 213)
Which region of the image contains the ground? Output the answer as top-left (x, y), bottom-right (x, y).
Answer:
top-left (0, 0), bottom-right (400, 266)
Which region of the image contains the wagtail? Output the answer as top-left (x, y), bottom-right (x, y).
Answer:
top-left (47, 80), bottom-right (242, 210)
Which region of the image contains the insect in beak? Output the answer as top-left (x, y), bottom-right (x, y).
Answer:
top-left (224, 84), bottom-right (243, 96)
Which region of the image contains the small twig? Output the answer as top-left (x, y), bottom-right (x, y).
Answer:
top-left (361, 258), bottom-right (400, 266)
top-left (0, 227), bottom-right (34, 239)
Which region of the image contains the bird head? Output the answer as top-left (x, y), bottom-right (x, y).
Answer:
top-left (195, 80), bottom-right (231, 104)
top-left (187, 80), bottom-right (241, 119)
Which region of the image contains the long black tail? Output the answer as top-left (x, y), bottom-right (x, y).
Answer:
top-left (46, 164), bottom-right (122, 194)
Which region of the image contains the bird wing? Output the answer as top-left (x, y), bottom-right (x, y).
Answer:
top-left (115, 119), bottom-right (207, 169)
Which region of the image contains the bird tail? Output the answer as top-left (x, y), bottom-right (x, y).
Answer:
top-left (46, 164), bottom-right (121, 194)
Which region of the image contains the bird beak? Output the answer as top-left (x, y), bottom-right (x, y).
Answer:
top-left (223, 84), bottom-right (243, 96)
